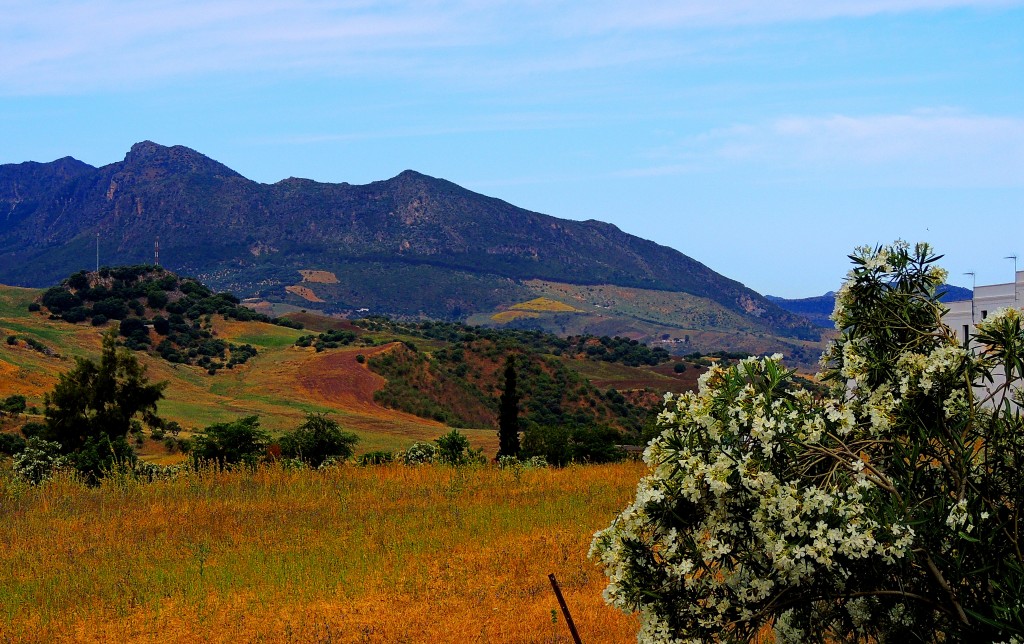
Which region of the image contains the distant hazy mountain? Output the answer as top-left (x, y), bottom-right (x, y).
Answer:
top-left (0, 141), bottom-right (819, 346)
top-left (767, 284), bottom-right (973, 328)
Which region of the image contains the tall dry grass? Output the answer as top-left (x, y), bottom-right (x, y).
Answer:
top-left (0, 461), bottom-right (644, 643)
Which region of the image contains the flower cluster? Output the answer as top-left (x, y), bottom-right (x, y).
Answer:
top-left (593, 242), bottom-right (1024, 643)
top-left (591, 356), bottom-right (915, 642)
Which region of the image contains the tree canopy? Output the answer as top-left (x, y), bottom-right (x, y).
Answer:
top-left (190, 416), bottom-right (269, 468)
top-left (279, 413), bottom-right (358, 468)
top-left (41, 330), bottom-right (166, 480)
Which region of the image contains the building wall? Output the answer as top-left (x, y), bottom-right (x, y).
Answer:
top-left (944, 271), bottom-right (1024, 347)
top-left (942, 270), bottom-right (1023, 406)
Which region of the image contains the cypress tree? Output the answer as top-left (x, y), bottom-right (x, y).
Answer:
top-left (497, 356), bottom-right (520, 458)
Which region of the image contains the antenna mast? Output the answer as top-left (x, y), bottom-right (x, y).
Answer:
top-left (155, 236), bottom-right (160, 267)
top-left (95, 233), bottom-right (99, 272)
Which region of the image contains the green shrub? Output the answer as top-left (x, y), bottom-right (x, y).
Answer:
top-left (146, 291), bottom-right (168, 309)
top-left (278, 413), bottom-right (358, 468)
top-left (20, 422), bottom-right (45, 438)
top-left (435, 429), bottom-right (482, 466)
top-left (152, 315), bottom-right (170, 335)
top-left (521, 423), bottom-right (623, 466)
top-left (61, 307), bottom-right (88, 323)
top-left (0, 433), bottom-right (27, 456)
top-left (92, 297), bottom-right (130, 320)
top-left (190, 416), bottom-right (268, 468)
top-left (2, 395), bottom-right (27, 415)
top-left (41, 287), bottom-right (81, 314)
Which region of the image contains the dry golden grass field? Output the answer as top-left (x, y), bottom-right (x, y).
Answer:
top-left (0, 461), bottom-right (645, 643)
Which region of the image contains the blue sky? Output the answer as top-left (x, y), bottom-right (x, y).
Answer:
top-left (1, 1), bottom-right (1022, 297)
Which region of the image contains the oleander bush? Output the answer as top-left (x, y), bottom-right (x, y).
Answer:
top-left (592, 242), bottom-right (1024, 643)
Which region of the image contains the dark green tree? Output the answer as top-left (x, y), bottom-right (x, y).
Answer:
top-left (521, 422), bottom-right (624, 466)
top-left (497, 356), bottom-right (520, 458)
top-left (191, 415), bottom-right (269, 468)
top-left (41, 330), bottom-right (166, 481)
top-left (279, 412), bottom-right (358, 467)
top-left (1, 394), bottom-right (27, 416)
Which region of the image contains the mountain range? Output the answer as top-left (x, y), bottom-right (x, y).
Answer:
top-left (767, 284), bottom-right (973, 328)
top-left (0, 141), bottom-right (820, 355)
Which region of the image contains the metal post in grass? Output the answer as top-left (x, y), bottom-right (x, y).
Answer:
top-left (548, 573), bottom-right (583, 644)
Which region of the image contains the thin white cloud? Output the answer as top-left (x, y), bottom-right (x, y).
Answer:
top-left (0, 0), bottom-right (468, 93)
top-left (2, 0), bottom-right (1021, 94)
top-left (560, 0), bottom-right (1023, 33)
top-left (623, 110), bottom-right (1024, 187)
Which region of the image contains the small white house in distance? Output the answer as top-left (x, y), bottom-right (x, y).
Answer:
top-left (944, 271), bottom-right (1024, 347)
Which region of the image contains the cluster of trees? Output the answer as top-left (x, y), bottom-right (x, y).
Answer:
top-left (681, 349), bottom-right (752, 366)
top-left (36, 267), bottom-right (302, 373)
top-left (497, 356), bottom-right (624, 465)
top-left (562, 335), bottom-right (671, 366)
top-left (294, 328), bottom-right (359, 351)
top-left (354, 317), bottom-right (673, 367)
top-left (191, 413), bottom-right (358, 469)
top-left (150, 315), bottom-right (257, 374)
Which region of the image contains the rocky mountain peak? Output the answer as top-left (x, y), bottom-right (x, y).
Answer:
top-left (121, 141), bottom-right (242, 179)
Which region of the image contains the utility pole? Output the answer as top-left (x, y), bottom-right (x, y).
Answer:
top-left (1007, 255), bottom-right (1018, 303)
top-left (964, 272), bottom-right (976, 322)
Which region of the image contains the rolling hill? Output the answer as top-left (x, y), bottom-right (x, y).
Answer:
top-left (2, 277), bottom-right (713, 461)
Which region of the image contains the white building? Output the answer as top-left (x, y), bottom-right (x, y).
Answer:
top-left (943, 271), bottom-right (1023, 406)
top-left (944, 271), bottom-right (1024, 347)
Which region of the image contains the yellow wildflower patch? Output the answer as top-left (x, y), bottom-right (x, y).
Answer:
top-left (510, 297), bottom-right (582, 313)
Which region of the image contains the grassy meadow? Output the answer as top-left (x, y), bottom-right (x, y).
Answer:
top-left (0, 461), bottom-right (644, 643)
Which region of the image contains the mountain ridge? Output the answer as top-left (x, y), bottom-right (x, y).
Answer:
top-left (0, 141), bottom-right (819, 345)
top-left (767, 284), bottom-right (973, 328)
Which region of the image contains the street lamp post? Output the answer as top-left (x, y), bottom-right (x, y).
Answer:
top-left (1007, 255), bottom-right (1018, 303)
top-left (965, 272), bottom-right (976, 322)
